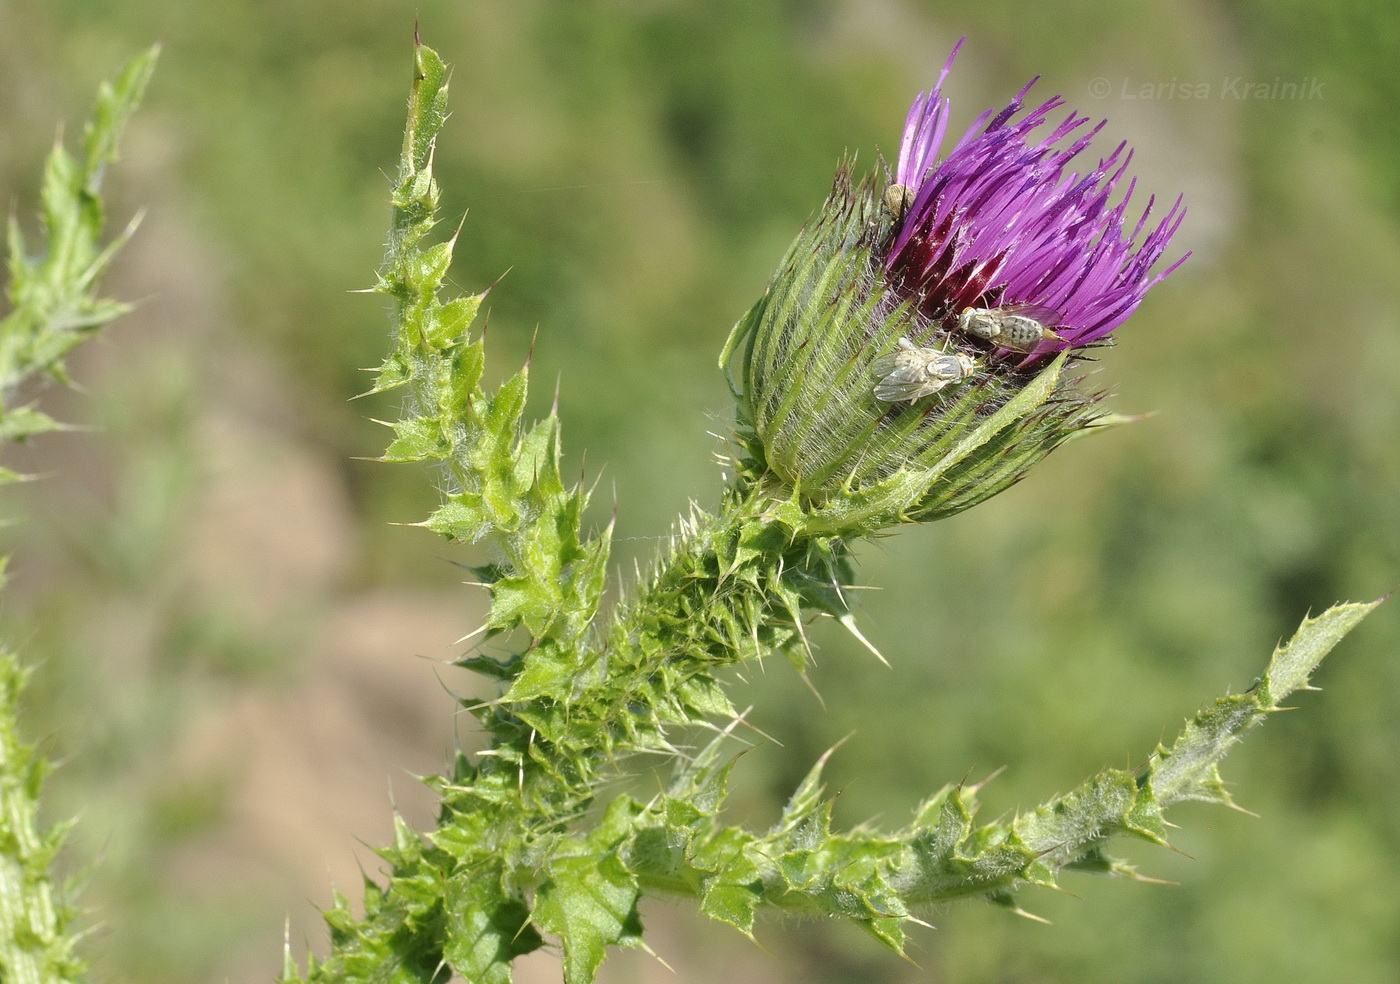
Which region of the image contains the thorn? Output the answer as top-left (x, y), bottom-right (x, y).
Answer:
top-left (484, 266), bottom-right (512, 299)
top-left (1123, 871), bottom-right (1178, 886)
top-left (894, 946), bottom-right (924, 969)
top-left (638, 939), bottom-right (675, 974)
top-left (797, 668), bottom-right (826, 710)
top-left (745, 929), bottom-right (772, 952)
top-left (838, 613), bottom-right (888, 667)
top-left (791, 610), bottom-right (814, 665)
top-left (510, 917), bottom-right (536, 945)
top-left (731, 714), bottom-right (781, 748)
top-left (964, 765), bottom-right (1007, 796)
top-left (453, 623), bottom-right (489, 646)
top-left (1009, 906), bottom-right (1052, 925)
top-left (1044, 881), bottom-right (1082, 899)
top-left (816, 733), bottom-right (854, 769)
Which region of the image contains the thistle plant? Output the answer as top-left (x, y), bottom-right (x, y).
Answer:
top-left (277, 37), bottom-right (1378, 984)
top-left (0, 33), bottom-right (1383, 984)
top-left (0, 48), bottom-right (157, 984)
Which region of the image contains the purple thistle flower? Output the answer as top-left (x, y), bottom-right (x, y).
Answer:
top-left (885, 39), bottom-right (1189, 358)
top-left (723, 39), bottom-right (1190, 523)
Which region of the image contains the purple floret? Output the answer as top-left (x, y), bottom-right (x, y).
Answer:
top-left (885, 40), bottom-right (1189, 357)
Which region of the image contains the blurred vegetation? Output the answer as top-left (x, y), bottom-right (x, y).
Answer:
top-left (0, 1), bottom-right (1396, 983)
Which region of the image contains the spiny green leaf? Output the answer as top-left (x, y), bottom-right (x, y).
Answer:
top-left (369, 353), bottom-right (412, 393)
top-left (699, 881), bottom-right (761, 938)
top-left (442, 865), bottom-right (543, 984)
top-left (82, 45), bottom-right (159, 186)
top-left (423, 494), bottom-right (490, 542)
top-left (383, 415), bottom-right (448, 462)
top-left (0, 405), bottom-right (64, 444)
top-left (1265, 599), bottom-right (1377, 698)
top-left (1, 46), bottom-right (157, 408)
top-left (401, 41), bottom-right (449, 180)
top-left (533, 853), bottom-right (643, 984)
top-left (427, 294), bottom-right (484, 350)
top-left (504, 646), bottom-right (579, 704)
top-left (1149, 599), bottom-right (1381, 808)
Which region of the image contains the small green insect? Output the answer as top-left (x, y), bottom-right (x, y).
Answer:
top-left (872, 337), bottom-right (977, 403)
top-left (955, 304), bottom-right (1065, 353)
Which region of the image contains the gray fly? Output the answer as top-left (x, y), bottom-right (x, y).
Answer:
top-left (872, 338), bottom-right (977, 402)
top-left (955, 303), bottom-right (1065, 353)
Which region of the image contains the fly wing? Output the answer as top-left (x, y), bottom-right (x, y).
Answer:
top-left (870, 351), bottom-right (900, 378)
top-left (1001, 301), bottom-right (1067, 335)
top-left (873, 361), bottom-right (932, 402)
top-left (874, 374), bottom-right (934, 402)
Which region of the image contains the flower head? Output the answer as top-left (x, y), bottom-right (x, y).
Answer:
top-left (722, 40), bottom-right (1187, 530)
top-left (886, 38), bottom-right (1188, 358)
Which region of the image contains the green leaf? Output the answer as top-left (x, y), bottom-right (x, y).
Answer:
top-left (1149, 599), bottom-right (1382, 808)
top-left (1, 48), bottom-right (156, 390)
top-left (0, 405), bottom-right (64, 444)
top-left (504, 645), bottom-right (579, 703)
top-left (82, 45), bottom-right (159, 186)
top-left (383, 416), bottom-right (447, 461)
top-left (533, 853), bottom-right (643, 984)
top-left (426, 294), bottom-right (483, 349)
top-left (369, 353), bottom-right (412, 394)
top-left (423, 494), bottom-right (490, 542)
top-left (443, 866), bottom-right (543, 984)
top-left (699, 881), bottom-right (761, 937)
top-left (402, 41), bottom-right (449, 179)
top-left (1264, 599), bottom-right (1377, 698)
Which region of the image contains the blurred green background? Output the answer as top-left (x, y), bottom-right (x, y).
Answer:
top-left (2, 1), bottom-right (1398, 982)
